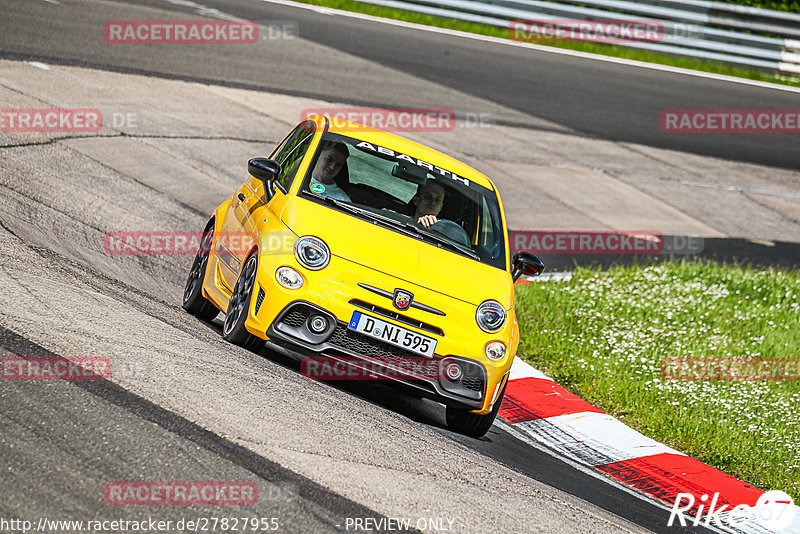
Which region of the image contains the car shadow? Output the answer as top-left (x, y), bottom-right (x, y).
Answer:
top-left (198, 314), bottom-right (449, 432)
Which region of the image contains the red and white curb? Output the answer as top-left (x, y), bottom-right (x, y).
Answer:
top-left (498, 357), bottom-right (800, 533)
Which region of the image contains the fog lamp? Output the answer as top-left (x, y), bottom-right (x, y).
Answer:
top-left (485, 341), bottom-right (506, 361)
top-left (444, 362), bottom-right (463, 381)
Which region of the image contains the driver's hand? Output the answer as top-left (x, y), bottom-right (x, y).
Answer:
top-left (417, 215), bottom-right (438, 228)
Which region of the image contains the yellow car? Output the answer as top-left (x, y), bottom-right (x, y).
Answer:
top-left (182, 115), bottom-right (544, 437)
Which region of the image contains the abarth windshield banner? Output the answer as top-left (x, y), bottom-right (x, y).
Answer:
top-left (353, 141), bottom-right (472, 187)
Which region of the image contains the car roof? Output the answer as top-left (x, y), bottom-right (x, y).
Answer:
top-left (310, 114), bottom-right (496, 191)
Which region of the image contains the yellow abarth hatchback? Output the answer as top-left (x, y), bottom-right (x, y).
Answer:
top-left (182, 115), bottom-right (543, 437)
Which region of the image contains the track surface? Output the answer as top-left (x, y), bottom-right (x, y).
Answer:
top-left (1, 0), bottom-right (799, 169)
top-left (0, 327), bottom-right (401, 533)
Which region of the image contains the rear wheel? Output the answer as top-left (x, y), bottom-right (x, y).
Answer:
top-left (222, 253), bottom-right (265, 352)
top-left (446, 380), bottom-right (507, 438)
top-left (182, 220), bottom-right (219, 321)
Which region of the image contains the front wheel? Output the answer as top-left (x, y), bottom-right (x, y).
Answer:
top-left (222, 253), bottom-right (265, 353)
top-left (446, 380), bottom-right (507, 438)
top-left (182, 220), bottom-right (219, 321)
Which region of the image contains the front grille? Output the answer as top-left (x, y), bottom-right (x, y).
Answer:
top-left (327, 325), bottom-right (441, 379)
top-left (328, 324), bottom-right (420, 360)
top-left (349, 299), bottom-right (444, 336)
top-left (282, 306), bottom-right (310, 328)
top-left (462, 373), bottom-right (483, 392)
top-left (461, 361), bottom-right (484, 392)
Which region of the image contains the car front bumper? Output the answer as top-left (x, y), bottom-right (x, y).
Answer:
top-left (264, 300), bottom-right (491, 412)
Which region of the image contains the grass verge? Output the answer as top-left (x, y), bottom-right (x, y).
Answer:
top-left (291, 0), bottom-right (800, 88)
top-left (722, 0), bottom-right (800, 12)
top-left (514, 260), bottom-right (800, 499)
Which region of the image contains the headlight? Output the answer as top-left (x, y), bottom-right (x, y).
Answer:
top-left (276, 266), bottom-right (303, 289)
top-left (475, 300), bottom-right (506, 332)
top-left (294, 236), bottom-right (330, 270)
top-left (485, 341), bottom-right (506, 361)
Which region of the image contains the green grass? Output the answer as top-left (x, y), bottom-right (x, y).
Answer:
top-left (514, 261), bottom-right (800, 499)
top-left (722, 0), bottom-right (800, 12)
top-left (294, 0), bottom-right (800, 88)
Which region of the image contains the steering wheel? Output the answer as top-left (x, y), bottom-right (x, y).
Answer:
top-left (430, 220), bottom-right (470, 247)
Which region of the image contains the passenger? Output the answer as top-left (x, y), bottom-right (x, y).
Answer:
top-left (310, 141), bottom-right (351, 201)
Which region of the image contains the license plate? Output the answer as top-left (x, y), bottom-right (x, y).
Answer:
top-left (348, 311), bottom-right (437, 357)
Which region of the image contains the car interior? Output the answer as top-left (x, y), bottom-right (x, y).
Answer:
top-left (331, 160), bottom-right (479, 240)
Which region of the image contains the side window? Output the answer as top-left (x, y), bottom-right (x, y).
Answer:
top-left (478, 194), bottom-right (504, 261)
top-left (271, 122), bottom-right (315, 192)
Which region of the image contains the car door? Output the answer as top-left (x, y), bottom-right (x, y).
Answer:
top-left (218, 121), bottom-right (317, 290)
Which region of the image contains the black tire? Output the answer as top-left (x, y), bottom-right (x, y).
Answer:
top-left (182, 220), bottom-right (219, 321)
top-left (446, 380), bottom-right (507, 438)
top-left (222, 253), bottom-right (265, 353)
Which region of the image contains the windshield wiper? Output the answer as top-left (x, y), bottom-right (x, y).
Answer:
top-left (320, 195), bottom-right (361, 215)
top-left (320, 197), bottom-right (421, 239)
top-left (320, 196), bottom-right (480, 260)
top-left (415, 227), bottom-right (481, 260)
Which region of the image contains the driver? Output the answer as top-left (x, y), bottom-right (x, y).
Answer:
top-left (412, 179), bottom-right (445, 228)
top-left (412, 179), bottom-right (471, 246)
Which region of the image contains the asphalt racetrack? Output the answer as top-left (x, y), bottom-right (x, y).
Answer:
top-left (2, 0), bottom-right (799, 169)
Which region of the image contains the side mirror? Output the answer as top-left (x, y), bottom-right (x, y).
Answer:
top-left (248, 158), bottom-right (281, 201)
top-left (512, 252), bottom-right (545, 282)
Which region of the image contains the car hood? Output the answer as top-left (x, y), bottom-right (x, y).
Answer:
top-left (282, 197), bottom-right (512, 307)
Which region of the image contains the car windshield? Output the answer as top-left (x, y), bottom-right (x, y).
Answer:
top-left (299, 132), bottom-right (507, 270)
